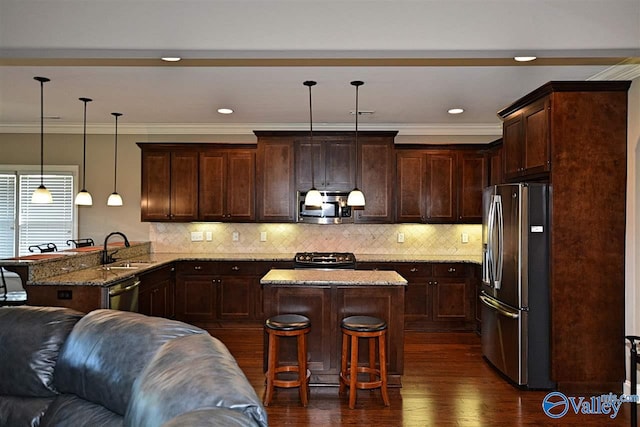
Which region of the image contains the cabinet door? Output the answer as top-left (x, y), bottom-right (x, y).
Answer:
top-left (458, 151), bottom-right (487, 223)
top-left (199, 151), bottom-right (225, 221)
top-left (425, 151), bottom-right (456, 223)
top-left (141, 151), bottom-right (171, 221)
top-left (175, 275), bottom-right (217, 322)
top-left (139, 265), bottom-right (175, 319)
top-left (256, 140), bottom-right (296, 222)
top-left (396, 152), bottom-right (425, 222)
top-left (170, 152), bottom-right (199, 221)
top-left (295, 138), bottom-right (323, 192)
top-left (226, 151), bottom-right (255, 221)
top-left (431, 279), bottom-right (472, 322)
top-left (502, 114), bottom-right (524, 180)
top-left (218, 275), bottom-right (252, 320)
top-left (322, 140), bottom-right (355, 190)
top-left (489, 145), bottom-right (503, 186)
top-left (523, 98), bottom-right (551, 175)
top-left (355, 138), bottom-right (395, 223)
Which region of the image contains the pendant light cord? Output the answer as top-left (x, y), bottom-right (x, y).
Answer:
top-left (79, 97), bottom-right (92, 191)
top-left (39, 78), bottom-right (45, 186)
top-left (304, 81), bottom-right (317, 190)
top-left (113, 113), bottom-right (120, 192)
top-left (351, 80), bottom-right (364, 188)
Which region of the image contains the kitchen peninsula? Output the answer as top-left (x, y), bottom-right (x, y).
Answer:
top-left (261, 269), bottom-right (407, 386)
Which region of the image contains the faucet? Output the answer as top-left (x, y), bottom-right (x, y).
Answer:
top-left (102, 232), bottom-right (130, 264)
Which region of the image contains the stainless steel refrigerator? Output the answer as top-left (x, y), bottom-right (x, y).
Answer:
top-left (481, 183), bottom-right (555, 389)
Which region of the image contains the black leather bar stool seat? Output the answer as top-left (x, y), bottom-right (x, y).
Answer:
top-left (339, 315), bottom-right (390, 409)
top-left (264, 314), bottom-right (311, 407)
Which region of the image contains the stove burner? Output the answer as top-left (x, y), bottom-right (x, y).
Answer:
top-left (294, 252), bottom-right (356, 269)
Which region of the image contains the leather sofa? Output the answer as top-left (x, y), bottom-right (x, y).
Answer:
top-left (0, 306), bottom-right (268, 427)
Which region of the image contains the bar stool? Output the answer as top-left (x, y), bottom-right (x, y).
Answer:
top-left (339, 315), bottom-right (389, 409)
top-left (264, 314), bottom-right (311, 406)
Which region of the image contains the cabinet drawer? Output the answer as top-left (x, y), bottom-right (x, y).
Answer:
top-left (176, 261), bottom-right (219, 275)
top-left (432, 263), bottom-right (467, 277)
top-left (392, 263), bottom-right (432, 279)
top-left (217, 262), bottom-right (258, 275)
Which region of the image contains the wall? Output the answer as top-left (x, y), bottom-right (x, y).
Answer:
top-left (150, 222), bottom-right (482, 258)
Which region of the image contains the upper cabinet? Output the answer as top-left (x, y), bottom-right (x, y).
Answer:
top-left (396, 147), bottom-right (486, 224)
top-left (501, 98), bottom-right (551, 180)
top-left (295, 134), bottom-right (355, 192)
top-left (138, 143), bottom-right (256, 223)
top-left (354, 133), bottom-right (397, 223)
top-left (255, 133), bottom-right (296, 222)
top-left (140, 147), bottom-right (199, 222)
top-left (199, 149), bottom-right (255, 221)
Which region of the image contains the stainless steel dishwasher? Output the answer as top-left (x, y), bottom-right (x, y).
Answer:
top-left (105, 276), bottom-right (140, 312)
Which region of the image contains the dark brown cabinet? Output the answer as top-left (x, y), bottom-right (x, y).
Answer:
top-left (498, 81), bottom-right (630, 393)
top-left (487, 141), bottom-right (504, 186)
top-left (255, 133), bottom-right (296, 222)
top-left (502, 97), bottom-right (551, 180)
top-left (354, 134), bottom-right (397, 223)
top-left (396, 148), bottom-right (486, 223)
top-left (357, 261), bottom-right (476, 331)
top-left (199, 149), bottom-right (255, 221)
top-left (138, 264), bottom-right (175, 318)
top-left (295, 135), bottom-right (355, 191)
top-left (140, 148), bottom-right (198, 222)
top-left (175, 261), bottom-right (218, 323)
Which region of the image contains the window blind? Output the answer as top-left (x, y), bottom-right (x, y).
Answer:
top-left (0, 174), bottom-right (17, 259)
top-left (18, 174), bottom-right (74, 255)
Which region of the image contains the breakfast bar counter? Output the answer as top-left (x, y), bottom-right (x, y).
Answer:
top-left (260, 269), bottom-right (407, 386)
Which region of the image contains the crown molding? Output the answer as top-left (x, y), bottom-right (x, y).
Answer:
top-left (0, 122), bottom-right (502, 136)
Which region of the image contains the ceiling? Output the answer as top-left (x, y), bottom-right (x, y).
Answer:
top-left (1, 0), bottom-right (639, 142)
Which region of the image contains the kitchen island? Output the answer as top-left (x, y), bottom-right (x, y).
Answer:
top-left (261, 269), bottom-right (407, 386)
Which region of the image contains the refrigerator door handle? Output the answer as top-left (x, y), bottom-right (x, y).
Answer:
top-left (495, 195), bottom-right (504, 289)
top-left (483, 195), bottom-right (496, 286)
top-left (480, 293), bottom-right (519, 319)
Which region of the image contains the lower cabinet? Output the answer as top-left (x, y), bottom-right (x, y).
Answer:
top-left (138, 264), bottom-right (175, 319)
top-left (174, 260), bottom-right (293, 325)
top-left (358, 261), bottom-right (477, 331)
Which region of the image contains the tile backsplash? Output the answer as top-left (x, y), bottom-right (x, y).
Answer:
top-left (150, 222), bottom-right (482, 256)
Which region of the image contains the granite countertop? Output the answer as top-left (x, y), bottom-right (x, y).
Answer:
top-left (5, 249), bottom-right (479, 287)
top-left (260, 269), bottom-right (407, 286)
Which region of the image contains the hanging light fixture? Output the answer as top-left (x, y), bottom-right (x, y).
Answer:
top-left (74, 97), bottom-right (93, 205)
top-left (303, 80), bottom-right (323, 207)
top-left (107, 112), bottom-right (124, 206)
top-left (31, 77), bottom-right (53, 204)
top-left (347, 80), bottom-right (366, 207)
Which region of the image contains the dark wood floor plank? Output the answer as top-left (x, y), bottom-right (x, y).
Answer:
top-left (208, 328), bottom-right (631, 426)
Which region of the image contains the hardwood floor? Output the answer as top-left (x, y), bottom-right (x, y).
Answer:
top-left (208, 328), bottom-right (632, 426)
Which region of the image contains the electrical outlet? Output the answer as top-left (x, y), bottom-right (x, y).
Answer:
top-left (232, 231), bottom-right (239, 242)
top-left (461, 232), bottom-right (469, 243)
top-left (260, 231), bottom-right (267, 242)
top-left (205, 231), bottom-right (213, 241)
top-left (397, 232), bottom-right (405, 243)
top-left (191, 231), bottom-right (204, 241)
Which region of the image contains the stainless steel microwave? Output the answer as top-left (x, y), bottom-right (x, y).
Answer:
top-left (297, 191), bottom-right (353, 224)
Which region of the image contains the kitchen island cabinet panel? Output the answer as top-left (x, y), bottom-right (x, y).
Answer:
top-left (138, 264), bottom-right (175, 319)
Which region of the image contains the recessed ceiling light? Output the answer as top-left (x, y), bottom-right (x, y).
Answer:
top-left (514, 56), bottom-right (537, 62)
top-left (161, 57), bottom-right (181, 62)
top-left (217, 108), bottom-right (234, 115)
top-left (448, 108), bottom-right (464, 115)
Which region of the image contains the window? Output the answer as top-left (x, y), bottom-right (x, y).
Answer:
top-left (0, 166), bottom-right (78, 258)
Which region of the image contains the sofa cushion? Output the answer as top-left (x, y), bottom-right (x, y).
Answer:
top-left (54, 309), bottom-right (205, 416)
top-left (0, 395), bottom-right (55, 427)
top-left (0, 306), bottom-right (83, 397)
top-left (40, 394), bottom-right (123, 427)
top-left (161, 408), bottom-right (263, 427)
top-left (125, 334), bottom-right (268, 427)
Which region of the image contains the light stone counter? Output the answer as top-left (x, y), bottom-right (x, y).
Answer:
top-left (260, 269), bottom-right (407, 286)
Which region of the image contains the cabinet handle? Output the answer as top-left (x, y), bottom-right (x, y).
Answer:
top-left (432, 281), bottom-right (438, 285)
top-left (194, 266), bottom-right (202, 270)
top-left (448, 267), bottom-right (456, 273)
top-left (231, 265), bottom-right (240, 271)
top-left (410, 267), bottom-right (418, 273)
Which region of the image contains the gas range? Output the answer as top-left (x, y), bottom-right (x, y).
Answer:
top-left (293, 252), bottom-right (356, 269)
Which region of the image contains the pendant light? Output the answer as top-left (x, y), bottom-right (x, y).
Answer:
top-left (303, 80), bottom-right (323, 207)
top-left (347, 80), bottom-right (366, 207)
top-left (74, 97), bottom-right (93, 205)
top-left (31, 77), bottom-right (53, 204)
top-left (107, 112), bottom-right (124, 206)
